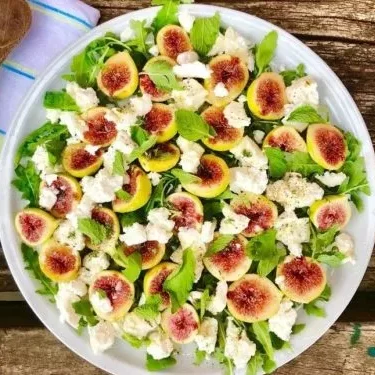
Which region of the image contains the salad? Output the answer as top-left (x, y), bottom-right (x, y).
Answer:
top-left (12, 0), bottom-right (370, 373)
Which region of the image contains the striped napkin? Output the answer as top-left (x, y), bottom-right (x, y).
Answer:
top-left (0, 0), bottom-right (100, 150)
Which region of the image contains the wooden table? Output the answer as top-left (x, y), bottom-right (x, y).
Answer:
top-left (1, 0), bottom-right (375, 374)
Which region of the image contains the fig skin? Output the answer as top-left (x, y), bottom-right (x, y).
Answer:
top-left (161, 303), bottom-right (200, 344)
top-left (121, 240), bottom-right (165, 270)
top-left (89, 270), bottom-right (135, 321)
top-left (306, 123), bottom-right (347, 170)
top-left (62, 142), bottom-right (103, 178)
top-left (181, 154), bottom-right (230, 198)
top-left (15, 208), bottom-right (59, 247)
top-left (231, 193), bottom-right (278, 237)
top-left (39, 239), bottom-right (80, 282)
top-left (309, 195), bottom-right (351, 231)
top-left (201, 106), bottom-right (244, 151)
top-left (205, 54), bottom-right (249, 107)
top-left (227, 274), bottom-right (282, 323)
top-left (112, 165), bottom-right (152, 213)
top-left (166, 192), bottom-right (204, 231)
top-left (139, 142), bottom-right (180, 172)
top-left (247, 72), bottom-right (287, 120)
top-left (263, 126), bottom-right (307, 153)
top-left (40, 174), bottom-right (82, 219)
top-left (143, 262), bottom-right (178, 310)
top-left (86, 207), bottom-right (120, 254)
top-left (81, 107), bottom-right (118, 147)
top-left (97, 51), bottom-right (139, 99)
top-left (157, 25), bottom-right (193, 60)
top-left (203, 234), bottom-right (251, 281)
top-left (144, 104), bottom-right (177, 143)
top-left (140, 56), bottom-right (176, 102)
top-left (277, 256), bottom-right (327, 304)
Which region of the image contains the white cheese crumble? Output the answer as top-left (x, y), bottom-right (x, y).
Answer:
top-left (146, 208), bottom-right (175, 244)
top-left (39, 185), bottom-right (58, 210)
top-left (315, 171), bottom-right (347, 187)
top-left (83, 252), bottom-right (110, 274)
top-left (66, 82), bottom-right (99, 112)
top-left (58, 278), bottom-right (88, 297)
top-left (176, 136), bottom-right (205, 173)
top-left (88, 320), bottom-right (116, 354)
top-left (286, 76), bottom-right (319, 106)
top-left (66, 194), bottom-right (95, 228)
top-left (112, 130), bottom-right (137, 155)
top-left (213, 82), bottom-right (229, 98)
top-left (224, 318), bottom-right (256, 369)
top-left (55, 288), bottom-right (81, 329)
top-left (207, 280), bottom-right (228, 315)
top-left (120, 26), bottom-right (135, 42)
top-left (173, 61), bottom-right (212, 79)
top-left (274, 210), bottom-right (310, 256)
top-left (229, 167), bottom-right (268, 195)
top-left (148, 44), bottom-right (159, 56)
top-left (178, 227), bottom-right (202, 250)
top-left (59, 111), bottom-right (88, 142)
top-left (178, 10), bottom-right (195, 33)
top-left (219, 203), bottom-right (250, 235)
top-left (120, 223), bottom-right (147, 246)
top-left (90, 291), bottom-right (113, 315)
top-left (335, 232), bottom-right (355, 264)
top-left (54, 220), bottom-right (86, 251)
top-left (195, 317), bottom-right (218, 355)
top-left (171, 78), bottom-right (207, 111)
top-left (253, 130), bottom-right (265, 144)
top-left (230, 136), bottom-right (268, 169)
top-left (148, 172), bottom-right (162, 186)
top-left (269, 299), bottom-right (298, 341)
top-left (84, 144), bottom-right (101, 156)
top-left (104, 107), bottom-right (137, 132)
top-left (122, 312), bottom-right (159, 339)
top-left (31, 145), bottom-right (63, 177)
top-left (46, 108), bottom-right (61, 124)
top-left (200, 220), bottom-right (216, 243)
top-left (147, 331), bottom-right (174, 360)
top-left (176, 51), bottom-right (199, 65)
top-left (223, 101), bottom-right (251, 128)
top-left (130, 94), bottom-right (153, 117)
top-left (266, 172), bottom-right (324, 210)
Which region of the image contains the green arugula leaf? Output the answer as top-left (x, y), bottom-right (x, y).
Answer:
top-left (215, 189), bottom-right (236, 200)
top-left (146, 354), bottom-right (177, 372)
top-left (203, 201), bottom-right (223, 221)
top-left (72, 299), bottom-right (98, 326)
top-left (176, 109), bottom-right (212, 141)
top-left (292, 323), bottom-right (306, 334)
top-left (200, 289), bottom-right (210, 320)
top-left (122, 332), bottom-right (145, 348)
top-left (12, 162), bottom-right (41, 207)
top-left (43, 91), bottom-right (79, 111)
top-left (310, 225), bottom-right (339, 258)
top-left (345, 132), bottom-right (361, 162)
top-left (122, 252), bottom-right (142, 282)
top-left (320, 284), bottom-right (332, 301)
top-left (190, 13), bottom-right (221, 56)
top-left (133, 295), bottom-right (162, 320)
top-left (205, 235), bottom-right (234, 257)
top-left (280, 63), bottom-right (306, 86)
top-left (262, 355), bottom-right (276, 374)
top-left (131, 126), bottom-right (149, 146)
top-left (171, 168), bottom-right (202, 184)
top-left (143, 59), bottom-right (181, 91)
top-left (287, 104), bottom-right (327, 124)
top-left (45, 139), bottom-right (66, 166)
top-left (126, 20), bottom-right (152, 56)
top-left (317, 252), bottom-right (346, 267)
top-left (116, 189), bottom-right (131, 201)
top-left (252, 321), bottom-right (274, 359)
top-left (194, 349), bottom-right (207, 366)
top-left (163, 248), bottom-right (196, 312)
top-left (21, 244), bottom-right (58, 301)
top-left (127, 135), bottom-right (157, 163)
top-left (151, 0), bottom-right (179, 32)
top-left (77, 218), bottom-right (110, 245)
top-left (350, 323), bottom-right (362, 345)
top-left (255, 31), bottom-right (278, 76)
top-left (113, 151), bottom-right (126, 176)
top-left (246, 352), bottom-right (264, 375)
top-left (303, 302), bottom-right (326, 317)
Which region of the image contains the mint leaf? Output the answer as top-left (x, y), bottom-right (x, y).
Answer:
top-left (143, 59), bottom-right (181, 91)
top-left (171, 168), bottom-right (202, 184)
top-left (122, 332), bottom-right (145, 348)
top-left (205, 235), bottom-right (234, 257)
top-left (127, 135), bottom-right (157, 163)
top-left (122, 252), bottom-right (142, 282)
top-left (246, 353), bottom-right (263, 375)
top-left (116, 189), bottom-right (131, 200)
top-left (163, 248), bottom-right (196, 312)
top-left (120, 211), bottom-right (145, 228)
top-left (264, 147), bottom-right (287, 178)
top-left (200, 289), bottom-right (210, 320)
top-left (255, 31), bottom-right (278, 76)
top-left (176, 109), bottom-right (212, 141)
top-left (320, 284), bottom-right (332, 301)
top-left (78, 218), bottom-right (110, 245)
top-left (190, 13), bottom-right (221, 56)
top-left (280, 63), bottom-right (306, 86)
top-left (292, 324), bottom-right (306, 334)
top-left (317, 252), bottom-right (346, 267)
top-left (194, 349), bottom-right (206, 365)
top-left (133, 295), bottom-right (162, 320)
top-left (262, 355), bottom-right (276, 374)
top-left (252, 321), bottom-right (274, 359)
top-left (303, 302), bottom-right (326, 317)
top-left (131, 126), bottom-right (150, 146)
top-left (126, 20), bottom-right (152, 56)
top-left (113, 150), bottom-right (126, 176)
top-left (72, 299), bottom-right (98, 326)
top-left (215, 189), bottom-right (236, 200)
top-left (146, 354), bottom-right (177, 372)
top-left (12, 162), bottom-right (41, 207)
top-left (151, 0), bottom-right (179, 32)
top-left (257, 245), bottom-right (286, 277)
top-left (43, 91), bottom-right (79, 111)
top-left (287, 104), bottom-right (326, 124)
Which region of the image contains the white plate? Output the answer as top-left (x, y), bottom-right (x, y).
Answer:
top-left (1, 4), bottom-right (374, 375)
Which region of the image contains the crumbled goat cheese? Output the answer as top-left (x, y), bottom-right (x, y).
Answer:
top-left (286, 76), bottom-right (319, 106)
top-left (178, 10), bottom-right (195, 33)
top-left (46, 108), bottom-right (61, 123)
top-left (177, 51), bottom-right (199, 65)
top-left (207, 281), bottom-right (228, 315)
top-left (195, 317), bottom-right (218, 355)
top-left (81, 168), bottom-right (123, 203)
top-left (32, 145), bottom-right (63, 177)
top-left (104, 107), bottom-right (137, 132)
top-left (112, 130), bottom-right (137, 155)
top-left (66, 194), bottom-right (95, 228)
top-left (207, 33), bottom-right (225, 57)
top-left (148, 44), bottom-right (159, 56)
top-left (122, 312), bottom-right (159, 339)
top-left (229, 167), bottom-right (268, 195)
top-left (335, 232), bottom-right (355, 264)
top-left (247, 52), bottom-right (255, 72)
top-left (224, 318), bottom-right (256, 369)
top-left (178, 227), bottom-right (202, 249)
top-left (59, 278), bottom-right (88, 297)
top-left (148, 172), bottom-right (162, 186)
top-left (147, 331), bottom-right (174, 360)
top-left (84, 144), bottom-right (101, 155)
top-left (55, 288), bottom-right (81, 329)
top-left (90, 291), bottom-right (113, 315)
top-left (253, 130), bottom-right (265, 144)
top-left (200, 221), bottom-right (216, 243)
top-left (54, 220), bottom-right (86, 251)
top-left (269, 299), bottom-right (298, 341)
top-left (120, 223), bottom-right (148, 246)
top-left (274, 210), bottom-right (310, 256)
top-left (88, 320), bottom-right (116, 354)
top-left (146, 208), bottom-right (175, 244)
top-left (275, 275), bottom-right (286, 289)
top-left (223, 101), bottom-right (251, 128)
top-left (130, 94), bottom-right (153, 117)
top-left (120, 26), bottom-right (135, 42)
top-left (219, 203), bottom-right (250, 235)
top-left (176, 136), bottom-right (205, 173)
top-left (230, 136), bottom-right (268, 169)
top-left (238, 94), bottom-right (247, 103)
top-left (213, 82), bottom-right (229, 98)
top-left (315, 171), bottom-right (347, 187)
top-left (39, 185), bottom-right (58, 210)
top-left (83, 252), bottom-right (110, 274)
top-left (171, 78), bottom-right (208, 111)
top-left (189, 290), bottom-right (203, 304)
top-left (266, 172), bottom-right (324, 210)
top-left (59, 111), bottom-right (88, 141)
top-left (173, 61), bottom-right (212, 79)
top-left (66, 82), bottom-right (99, 112)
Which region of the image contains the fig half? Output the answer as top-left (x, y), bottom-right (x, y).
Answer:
top-left (156, 25), bottom-right (193, 60)
top-left (144, 104), bottom-right (177, 143)
top-left (263, 126), bottom-right (307, 152)
top-left (227, 274), bottom-right (282, 323)
top-left (15, 208), bottom-right (58, 247)
top-left (201, 106), bottom-right (244, 151)
top-left (247, 72), bottom-right (287, 120)
top-left (139, 142), bottom-right (180, 172)
top-left (277, 256), bottom-right (326, 304)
